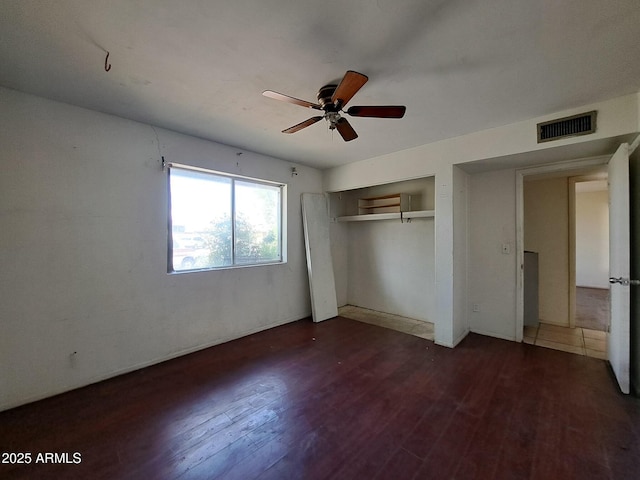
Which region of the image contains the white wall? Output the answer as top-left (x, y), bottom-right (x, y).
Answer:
top-left (323, 94), bottom-right (640, 193)
top-left (524, 178), bottom-right (570, 326)
top-left (0, 87), bottom-right (322, 411)
top-left (575, 187), bottom-right (609, 288)
top-left (346, 220), bottom-right (435, 321)
top-left (452, 166), bottom-right (470, 343)
top-left (3, 87), bottom-right (638, 410)
top-left (330, 219), bottom-right (349, 308)
top-left (324, 93), bottom-right (639, 346)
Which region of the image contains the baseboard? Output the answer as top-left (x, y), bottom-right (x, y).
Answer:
top-left (0, 311), bottom-right (311, 413)
top-left (469, 328), bottom-right (516, 342)
top-left (539, 320), bottom-right (571, 328)
top-left (451, 328), bottom-right (470, 347)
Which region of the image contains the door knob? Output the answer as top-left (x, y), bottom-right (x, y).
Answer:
top-left (609, 277), bottom-right (640, 286)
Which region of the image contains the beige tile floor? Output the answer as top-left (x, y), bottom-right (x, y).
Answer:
top-left (338, 305), bottom-right (435, 341)
top-left (523, 322), bottom-right (607, 359)
top-left (339, 306), bottom-right (606, 359)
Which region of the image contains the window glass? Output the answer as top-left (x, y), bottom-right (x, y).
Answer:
top-left (168, 166), bottom-right (283, 272)
top-left (234, 180), bottom-right (282, 265)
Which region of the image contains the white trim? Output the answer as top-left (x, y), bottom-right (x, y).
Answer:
top-left (629, 134), bottom-right (640, 156)
top-left (568, 177), bottom-right (577, 329)
top-left (469, 328), bottom-right (516, 342)
top-left (516, 172), bottom-right (525, 342)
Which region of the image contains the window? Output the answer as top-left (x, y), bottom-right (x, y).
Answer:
top-left (168, 164), bottom-right (285, 272)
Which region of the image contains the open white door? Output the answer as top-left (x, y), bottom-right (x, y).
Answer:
top-left (608, 143), bottom-right (631, 394)
top-left (301, 193), bottom-right (338, 322)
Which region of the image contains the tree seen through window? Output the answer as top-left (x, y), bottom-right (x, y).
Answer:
top-left (169, 166), bottom-right (283, 272)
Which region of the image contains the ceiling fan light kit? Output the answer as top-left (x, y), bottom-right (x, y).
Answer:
top-left (263, 70), bottom-right (406, 142)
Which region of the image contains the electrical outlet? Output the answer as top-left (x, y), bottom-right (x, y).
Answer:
top-left (501, 243), bottom-right (511, 255)
top-left (472, 303), bottom-right (480, 312)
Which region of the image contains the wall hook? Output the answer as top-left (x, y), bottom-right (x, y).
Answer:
top-left (104, 51), bottom-right (111, 72)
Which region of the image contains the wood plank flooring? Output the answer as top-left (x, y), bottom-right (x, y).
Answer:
top-left (1, 316), bottom-right (639, 479)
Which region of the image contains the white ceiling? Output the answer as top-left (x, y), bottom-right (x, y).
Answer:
top-left (1, 0), bottom-right (639, 170)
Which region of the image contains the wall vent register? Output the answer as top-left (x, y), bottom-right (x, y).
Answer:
top-left (537, 111), bottom-right (597, 143)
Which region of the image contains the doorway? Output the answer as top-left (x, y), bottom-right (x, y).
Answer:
top-left (515, 141), bottom-right (638, 395)
top-left (515, 157), bottom-right (610, 355)
top-left (570, 177), bottom-right (610, 333)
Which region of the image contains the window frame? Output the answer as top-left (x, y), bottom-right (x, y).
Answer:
top-left (167, 163), bottom-right (287, 273)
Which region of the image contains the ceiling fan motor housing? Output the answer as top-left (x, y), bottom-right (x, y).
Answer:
top-left (317, 85), bottom-right (338, 110)
top-left (317, 85), bottom-right (341, 129)
top-left (263, 70), bottom-right (404, 141)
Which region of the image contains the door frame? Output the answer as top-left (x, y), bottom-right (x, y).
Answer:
top-left (515, 156), bottom-right (609, 341)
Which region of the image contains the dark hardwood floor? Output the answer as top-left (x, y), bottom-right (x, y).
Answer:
top-left (1, 316), bottom-right (639, 479)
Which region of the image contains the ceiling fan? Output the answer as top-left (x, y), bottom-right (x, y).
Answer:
top-left (263, 70), bottom-right (406, 142)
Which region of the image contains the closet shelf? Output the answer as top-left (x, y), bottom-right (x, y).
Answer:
top-left (359, 203), bottom-right (402, 209)
top-left (336, 210), bottom-right (434, 222)
top-left (357, 193), bottom-right (410, 215)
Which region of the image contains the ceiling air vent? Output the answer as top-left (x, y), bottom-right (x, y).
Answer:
top-left (537, 111), bottom-right (597, 143)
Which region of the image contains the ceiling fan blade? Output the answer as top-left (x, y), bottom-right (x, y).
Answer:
top-left (336, 117), bottom-right (358, 142)
top-left (282, 116), bottom-right (324, 134)
top-left (346, 105), bottom-right (406, 118)
top-left (263, 90), bottom-right (322, 110)
top-left (331, 71), bottom-right (368, 109)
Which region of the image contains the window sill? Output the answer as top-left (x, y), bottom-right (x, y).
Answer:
top-left (168, 260), bottom-right (287, 275)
